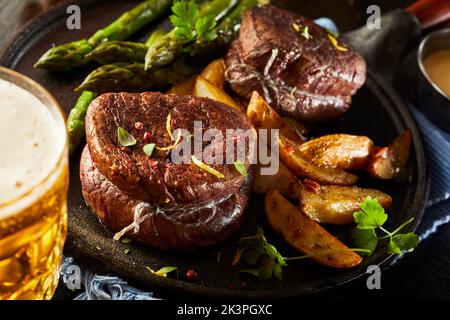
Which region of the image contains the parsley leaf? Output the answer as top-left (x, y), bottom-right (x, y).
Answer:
top-left (195, 15), bottom-right (217, 41)
top-left (353, 196), bottom-right (388, 229)
top-left (351, 227), bottom-right (378, 256)
top-left (170, 0), bottom-right (217, 44)
top-left (235, 227), bottom-right (286, 281)
top-left (352, 197), bottom-right (419, 256)
top-left (388, 233), bottom-right (419, 254)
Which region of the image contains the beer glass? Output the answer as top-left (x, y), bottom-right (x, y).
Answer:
top-left (0, 67), bottom-right (68, 300)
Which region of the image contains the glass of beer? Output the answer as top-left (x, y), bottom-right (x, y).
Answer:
top-left (0, 67), bottom-right (68, 300)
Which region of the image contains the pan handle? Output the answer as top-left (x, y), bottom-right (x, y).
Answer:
top-left (406, 0), bottom-right (450, 29)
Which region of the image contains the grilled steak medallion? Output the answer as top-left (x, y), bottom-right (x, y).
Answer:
top-left (82, 92), bottom-right (255, 250)
top-left (81, 147), bottom-right (250, 250)
top-left (86, 92), bottom-right (254, 205)
top-left (225, 5), bottom-right (366, 122)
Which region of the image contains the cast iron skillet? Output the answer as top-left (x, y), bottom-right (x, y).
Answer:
top-left (0, 0), bottom-right (435, 298)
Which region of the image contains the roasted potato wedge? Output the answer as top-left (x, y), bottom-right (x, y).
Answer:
top-left (298, 134), bottom-right (374, 170)
top-left (167, 76), bottom-right (196, 95)
top-left (278, 134), bottom-right (359, 185)
top-left (367, 130), bottom-right (412, 180)
top-left (246, 91), bottom-right (305, 145)
top-left (265, 190), bottom-right (362, 268)
top-left (200, 58), bottom-right (227, 88)
top-left (300, 184), bottom-right (392, 225)
top-left (253, 162), bottom-right (300, 198)
top-left (193, 76), bottom-right (241, 110)
top-left (247, 91), bottom-right (357, 185)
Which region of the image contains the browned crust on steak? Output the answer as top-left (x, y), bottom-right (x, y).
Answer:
top-left (80, 147), bottom-right (251, 250)
top-left (85, 92), bottom-right (255, 205)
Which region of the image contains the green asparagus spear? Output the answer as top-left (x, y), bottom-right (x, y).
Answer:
top-left (144, 0), bottom-right (238, 71)
top-left (67, 31), bottom-right (167, 154)
top-left (86, 41), bottom-right (148, 64)
top-left (67, 91), bottom-right (98, 154)
top-left (190, 0), bottom-right (264, 58)
top-left (86, 30), bottom-right (166, 64)
top-left (75, 61), bottom-right (196, 93)
top-left (35, 0), bottom-right (172, 71)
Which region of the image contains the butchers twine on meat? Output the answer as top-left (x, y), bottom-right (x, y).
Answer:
top-left (226, 49), bottom-right (297, 110)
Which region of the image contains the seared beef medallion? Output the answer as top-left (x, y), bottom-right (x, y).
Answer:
top-left (86, 92), bottom-right (253, 204)
top-left (81, 147), bottom-right (251, 250)
top-left (82, 92), bottom-right (254, 250)
top-left (225, 5), bottom-right (366, 122)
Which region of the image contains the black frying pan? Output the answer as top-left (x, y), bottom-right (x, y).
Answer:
top-left (0, 0), bottom-right (442, 298)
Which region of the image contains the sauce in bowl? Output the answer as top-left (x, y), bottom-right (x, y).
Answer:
top-left (423, 49), bottom-right (450, 97)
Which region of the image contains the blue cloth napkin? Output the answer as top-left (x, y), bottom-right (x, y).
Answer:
top-left (59, 18), bottom-right (450, 300)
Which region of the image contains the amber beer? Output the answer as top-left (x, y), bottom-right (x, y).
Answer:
top-left (0, 67), bottom-right (68, 300)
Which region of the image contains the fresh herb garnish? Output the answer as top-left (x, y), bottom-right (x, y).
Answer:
top-left (191, 155), bottom-right (225, 179)
top-left (117, 127), bottom-right (137, 147)
top-left (300, 26), bottom-right (312, 40)
top-left (120, 237), bottom-right (133, 244)
top-left (235, 227), bottom-right (286, 281)
top-left (351, 197), bottom-right (419, 256)
top-left (233, 160), bottom-right (248, 177)
top-left (146, 266), bottom-right (178, 278)
top-left (292, 22), bottom-right (312, 40)
top-left (123, 248), bottom-right (130, 255)
top-left (170, 0), bottom-right (217, 45)
top-left (143, 143), bottom-right (156, 157)
top-left (235, 227), bottom-right (371, 281)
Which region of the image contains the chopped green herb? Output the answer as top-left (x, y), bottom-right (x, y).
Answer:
top-left (146, 266), bottom-right (178, 277)
top-left (117, 127), bottom-right (136, 147)
top-left (123, 248), bottom-right (130, 255)
top-left (292, 22), bottom-right (312, 40)
top-left (120, 237), bottom-right (133, 244)
top-left (143, 143), bottom-right (156, 157)
top-left (233, 160), bottom-right (248, 177)
top-left (301, 26), bottom-right (312, 40)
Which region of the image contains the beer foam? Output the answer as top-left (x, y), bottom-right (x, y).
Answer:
top-left (0, 78), bottom-right (65, 216)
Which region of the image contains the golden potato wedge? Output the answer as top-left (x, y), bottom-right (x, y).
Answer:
top-left (299, 184), bottom-right (392, 225)
top-left (246, 91), bottom-right (305, 145)
top-left (193, 76), bottom-right (241, 110)
top-left (200, 58), bottom-right (227, 89)
top-left (253, 162), bottom-right (300, 198)
top-left (167, 76), bottom-right (196, 95)
top-left (278, 134), bottom-right (359, 185)
top-left (265, 190), bottom-right (362, 268)
top-left (367, 130), bottom-right (412, 180)
top-left (298, 134), bottom-right (374, 170)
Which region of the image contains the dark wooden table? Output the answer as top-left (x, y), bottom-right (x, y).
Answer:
top-left (1, 0), bottom-right (449, 300)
